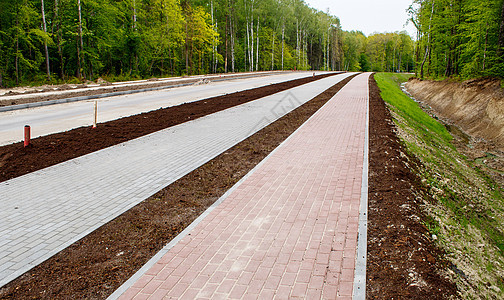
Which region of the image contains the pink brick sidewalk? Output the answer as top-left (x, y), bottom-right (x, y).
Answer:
top-left (117, 73), bottom-right (370, 300)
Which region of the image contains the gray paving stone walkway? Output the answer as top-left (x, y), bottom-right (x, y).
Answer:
top-left (0, 73), bottom-right (355, 288)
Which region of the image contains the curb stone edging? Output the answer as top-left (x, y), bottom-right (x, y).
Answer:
top-left (352, 72), bottom-right (371, 299)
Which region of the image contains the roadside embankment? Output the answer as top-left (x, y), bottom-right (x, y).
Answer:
top-left (379, 73), bottom-right (504, 299)
top-left (405, 78), bottom-right (504, 150)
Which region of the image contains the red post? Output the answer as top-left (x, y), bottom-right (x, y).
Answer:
top-left (24, 125), bottom-right (30, 147)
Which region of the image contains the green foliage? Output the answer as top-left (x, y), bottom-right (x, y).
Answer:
top-left (375, 73), bottom-right (452, 142)
top-left (0, 0), bottom-right (415, 86)
top-left (365, 32), bottom-right (415, 72)
top-left (412, 0), bottom-right (504, 79)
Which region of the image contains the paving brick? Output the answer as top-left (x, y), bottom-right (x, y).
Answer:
top-left (229, 284), bottom-right (248, 299)
top-left (109, 73), bottom-right (370, 299)
top-left (0, 74), bottom-right (356, 288)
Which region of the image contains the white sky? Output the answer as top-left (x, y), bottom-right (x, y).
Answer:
top-left (304, 0), bottom-right (416, 37)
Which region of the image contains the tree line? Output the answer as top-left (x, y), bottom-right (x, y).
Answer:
top-left (410, 0), bottom-right (504, 79)
top-left (0, 0), bottom-right (415, 87)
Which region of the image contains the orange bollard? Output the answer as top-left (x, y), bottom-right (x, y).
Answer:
top-left (24, 125), bottom-right (30, 147)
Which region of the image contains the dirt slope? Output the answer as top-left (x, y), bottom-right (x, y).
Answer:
top-left (405, 78), bottom-right (504, 150)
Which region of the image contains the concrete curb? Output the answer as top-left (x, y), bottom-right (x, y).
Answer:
top-left (353, 73), bottom-right (371, 299)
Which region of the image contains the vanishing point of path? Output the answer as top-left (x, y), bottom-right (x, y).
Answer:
top-left (111, 73), bottom-right (371, 299)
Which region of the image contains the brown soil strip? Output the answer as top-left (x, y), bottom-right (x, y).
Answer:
top-left (0, 73), bottom-right (336, 183)
top-left (367, 74), bottom-right (459, 298)
top-left (0, 75), bottom-right (356, 299)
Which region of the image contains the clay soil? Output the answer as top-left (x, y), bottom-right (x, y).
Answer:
top-left (367, 74), bottom-right (459, 298)
top-left (406, 78), bottom-right (504, 188)
top-left (0, 73), bottom-right (335, 183)
top-left (405, 77), bottom-right (504, 151)
top-left (0, 75), bottom-right (355, 299)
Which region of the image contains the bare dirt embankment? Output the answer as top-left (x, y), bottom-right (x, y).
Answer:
top-left (405, 78), bottom-right (504, 150)
top-left (406, 78), bottom-right (504, 187)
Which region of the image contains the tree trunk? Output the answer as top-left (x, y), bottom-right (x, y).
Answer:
top-left (211, 1), bottom-right (215, 73)
top-left (246, 21), bottom-right (250, 71)
top-left (76, 36), bottom-right (81, 78)
top-left (306, 32), bottom-right (309, 68)
top-left (498, 0), bottom-right (504, 58)
top-left (133, 0), bottom-right (137, 29)
top-left (41, 0), bottom-right (51, 81)
top-left (185, 22), bottom-right (189, 74)
top-left (281, 24), bottom-right (285, 70)
top-left (231, 16), bottom-right (235, 72)
top-left (296, 19), bottom-right (299, 66)
top-left (483, 21), bottom-right (489, 72)
top-left (256, 18), bottom-right (259, 71)
top-left (399, 51), bottom-right (402, 72)
top-left (325, 35), bottom-right (328, 70)
top-left (15, 9), bottom-right (20, 86)
top-left (420, 0), bottom-right (435, 79)
top-left (229, 0), bottom-right (235, 72)
top-left (327, 29), bottom-right (330, 70)
top-left (78, 0), bottom-right (84, 79)
top-left (271, 28), bottom-right (275, 70)
top-left (250, 18), bottom-right (254, 71)
top-left (53, 0), bottom-right (64, 79)
top-left (225, 15), bottom-right (228, 72)
top-left (214, 22), bottom-right (218, 73)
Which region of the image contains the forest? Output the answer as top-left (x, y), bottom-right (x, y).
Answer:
top-left (0, 0), bottom-right (415, 87)
top-left (410, 0), bottom-right (504, 79)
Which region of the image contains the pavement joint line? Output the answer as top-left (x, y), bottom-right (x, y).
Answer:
top-left (107, 73), bottom-right (354, 300)
top-left (353, 73), bottom-right (370, 299)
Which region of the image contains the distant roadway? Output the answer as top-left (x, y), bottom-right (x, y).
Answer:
top-left (0, 71), bottom-right (331, 146)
